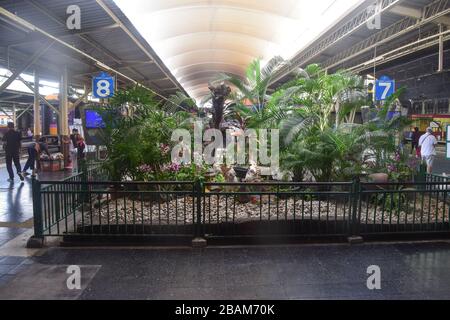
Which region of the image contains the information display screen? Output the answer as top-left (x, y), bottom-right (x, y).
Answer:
top-left (85, 109), bottom-right (106, 129)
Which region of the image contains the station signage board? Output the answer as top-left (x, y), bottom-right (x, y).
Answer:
top-left (92, 72), bottom-right (115, 99)
top-left (375, 75), bottom-right (395, 101)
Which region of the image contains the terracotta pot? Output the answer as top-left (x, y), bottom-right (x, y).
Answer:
top-left (365, 173), bottom-right (389, 191)
top-left (368, 173), bottom-right (389, 183)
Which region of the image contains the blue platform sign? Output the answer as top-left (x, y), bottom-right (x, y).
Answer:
top-left (92, 72), bottom-right (115, 99)
top-left (375, 75), bottom-right (395, 101)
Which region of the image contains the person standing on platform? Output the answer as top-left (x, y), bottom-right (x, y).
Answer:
top-left (419, 127), bottom-right (438, 174)
top-left (411, 127), bottom-right (421, 157)
top-left (22, 138), bottom-right (51, 177)
top-left (2, 122), bottom-right (24, 182)
top-left (70, 128), bottom-right (79, 172)
top-left (76, 135), bottom-right (86, 171)
top-left (27, 128), bottom-right (33, 138)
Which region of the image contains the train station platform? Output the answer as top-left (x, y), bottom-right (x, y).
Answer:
top-left (0, 162), bottom-right (76, 248)
top-left (1, 145), bottom-right (450, 252)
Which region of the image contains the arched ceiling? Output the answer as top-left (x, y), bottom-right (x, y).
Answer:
top-left (115, 0), bottom-right (364, 102)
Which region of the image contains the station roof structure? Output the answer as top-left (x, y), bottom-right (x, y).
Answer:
top-left (269, 0), bottom-right (450, 89)
top-left (0, 0), bottom-right (188, 102)
top-left (0, 0), bottom-right (448, 106)
top-left (115, 0), bottom-right (365, 102)
top-left (114, 0), bottom-right (450, 100)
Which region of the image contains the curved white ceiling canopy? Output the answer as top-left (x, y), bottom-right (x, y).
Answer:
top-left (115, 0), bottom-right (363, 102)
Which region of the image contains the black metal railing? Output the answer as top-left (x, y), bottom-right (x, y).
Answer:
top-left (31, 175), bottom-right (450, 243)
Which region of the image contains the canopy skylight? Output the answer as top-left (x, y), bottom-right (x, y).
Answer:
top-left (114, 0), bottom-right (364, 102)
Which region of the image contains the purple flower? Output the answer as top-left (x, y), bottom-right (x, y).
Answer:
top-left (387, 164), bottom-right (397, 172)
top-left (163, 163), bottom-right (181, 173)
top-left (138, 164), bottom-right (153, 173)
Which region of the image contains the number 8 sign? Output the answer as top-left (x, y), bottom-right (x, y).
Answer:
top-left (92, 72), bottom-right (115, 99)
top-left (375, 75), bottom-right (395, 101)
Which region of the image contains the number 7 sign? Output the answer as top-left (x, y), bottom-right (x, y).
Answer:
top-left (375, 76), bottom-right (395, 101)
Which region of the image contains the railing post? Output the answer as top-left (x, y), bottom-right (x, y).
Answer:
top-left (27, 177), bottom-right (45, 248)
top-left (348, 177), bottom-right (363, 244)
top-left (80, 159), bottom-right (89, 203)
top-left (416, 163), bottom-right (427, 190)
top-left (192, 179), bottom-right (207, 248)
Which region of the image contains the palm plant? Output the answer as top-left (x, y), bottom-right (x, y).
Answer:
top-left (97, 86), bottom-right (191, 181)
top-left (276, 65), bottom-right (412, 182)
top-left (162, 92), bottom-right (197, 114)
top-left (213, 56), bottom-right (288, 129)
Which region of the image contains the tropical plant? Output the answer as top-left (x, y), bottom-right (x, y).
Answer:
top-left (213, 56), bottom-right (288, 129)
top-left (162, 92), bottom-right (198, 114)
top-left (97, 86), bottom-right (190, 181)
top-left (277, 64), bottom-right (412, 182)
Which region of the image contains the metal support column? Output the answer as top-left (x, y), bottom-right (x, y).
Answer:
top-left (12, 104), bottom-right (16, 127)
top-left (438, 24), bottom-right (444, 72)
top-left (83, 84), bottom-right (88, 103)
top-left (59, 66), bottom-right (69, 136)
top-left (60, 66), bottom-right (70, 168)
top-left (33, 71), bottom-right (41, 137)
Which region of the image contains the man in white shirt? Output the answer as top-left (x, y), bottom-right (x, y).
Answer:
top-left (418, 127), bottom-right (438, 174)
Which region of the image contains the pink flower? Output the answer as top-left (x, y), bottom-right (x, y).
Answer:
top-left (138, 164), bottom-right (153, 173)
top-left (387, 164), bottom-right (397, 172)
top-left (163, 163), bottom-right (181, 173)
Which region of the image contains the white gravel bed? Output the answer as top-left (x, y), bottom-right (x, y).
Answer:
top-left (83, 194), bottom-right (449, 226)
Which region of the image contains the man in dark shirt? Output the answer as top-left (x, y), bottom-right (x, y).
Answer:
top-left (2, 122), bottom-right (24, 182)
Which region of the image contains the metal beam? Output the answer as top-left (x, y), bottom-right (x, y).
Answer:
top-left (323, 0), bottom-right (450, 71)
top-left (95, 0), bottom-right (186, 94)
top-left (390, 4), bottom-right (450, 26)
top-left (59, 66), bottom-right (69, 136)
top-left (439, 24), bottom-right (444, 72)
top-left (6, 23), bottom-right (121, 47)
top-left (25, 0), bottom-right (120, 64)
top-left (0, 5), bottom-right (180, 106)
top-left (0, 107), bottom-right (13, 121)
top-left (0, 100), bottom-right (32, 106)
top-left (33, 71), bottom-right (41, 136)
top-left (24, 0), bottom-right (151, 83)
top-left (12, 104), bottom-right (16, 126)
top-left (270, 0), bottom-right (404, 85)
top-left (4, 46), bottom-right (66, 82)
top-left (348, 30), bottom-right (450, 73)
top-left (17, 105), bottom-right (31, 120)
top-left (0, 41), bottom-right (53, 94)
top-left (70, 89), bottom-right (91, 111)
top-left (17, 75), bottom-right (60, 115)
top-left (390, 5), bottom-right (422, 18)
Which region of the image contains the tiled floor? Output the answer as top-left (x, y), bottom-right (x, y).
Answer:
top-left (0, 241), bottom-right (449, 300)
top-left (1, 157), bottom-right (450, 300)
top-left (0, 256), bottom-right (33, 288)
top-left (0, 162), bottom-right (77, 245)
